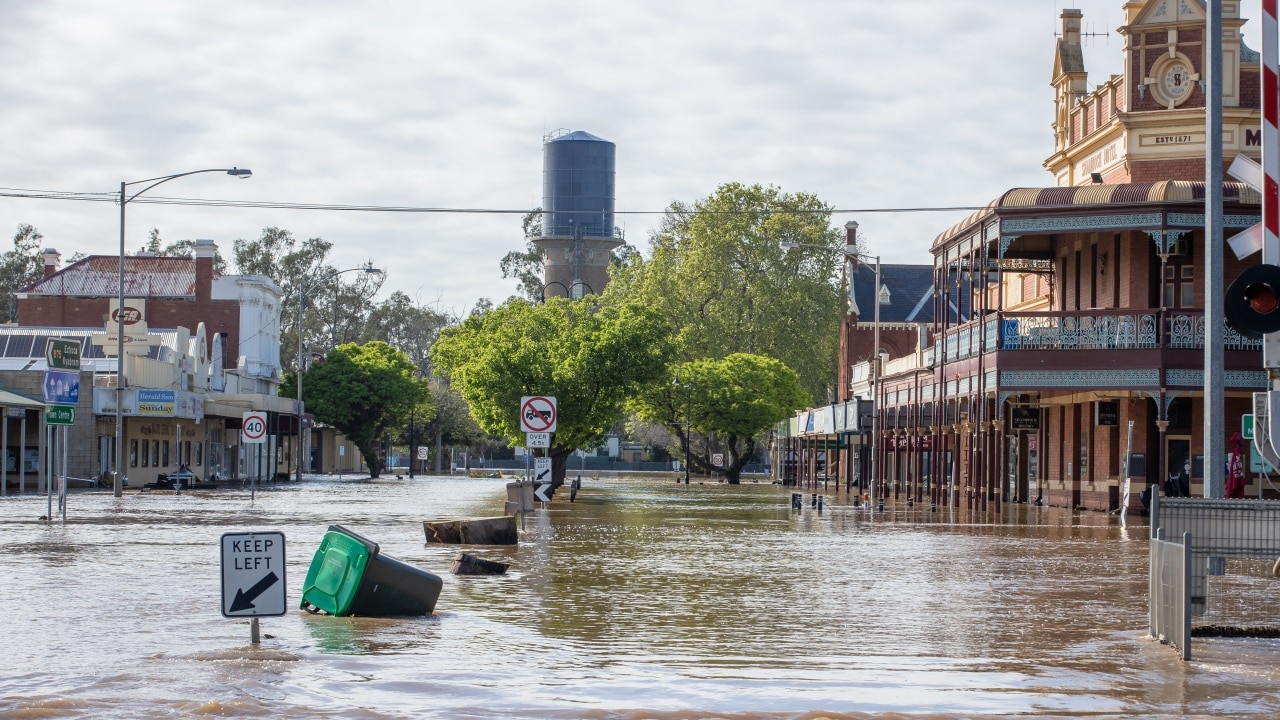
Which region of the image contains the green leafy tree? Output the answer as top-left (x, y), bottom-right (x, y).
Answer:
top-left (606, 182), bottom-right (843, 403)
top-left (499, 209), bottom-right (546, 302)
top-left (634, 353), bottom-right (807, 484)
top-left (432, 297), bottom-right (674, 482)
top-left (299, 341), bottom-right (432, 477)
top-left (0, 224), bottom-right (45, 323)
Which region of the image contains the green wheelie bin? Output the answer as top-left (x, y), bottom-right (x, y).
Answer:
top-left (300, 525), bottom-right (443, 616)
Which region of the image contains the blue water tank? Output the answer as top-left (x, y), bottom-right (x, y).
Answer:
top-left (542, 130), bottom-right (615, 238)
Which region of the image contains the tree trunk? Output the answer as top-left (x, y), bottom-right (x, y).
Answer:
top-left (434, 427), bottom-right (443, 473)
top-left (550, 447), bottom-right (572, 486)
top-left (357, 440), bottom-right (383, 478)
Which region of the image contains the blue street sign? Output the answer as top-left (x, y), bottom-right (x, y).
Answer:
top-left (42, 370), bottom-right (80, 405)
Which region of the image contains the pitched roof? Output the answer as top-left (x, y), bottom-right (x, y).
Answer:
top-left (21, 254), bottom-right (214, 298)
top-left (850, 263), bottom-right (936, 325)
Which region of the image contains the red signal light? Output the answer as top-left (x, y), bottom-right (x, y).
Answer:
top-left (1246, 282), bottom-right (1279, 314)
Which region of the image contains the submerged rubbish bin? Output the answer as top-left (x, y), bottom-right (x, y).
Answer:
top-left (300, 525), bottom-right (443, 616)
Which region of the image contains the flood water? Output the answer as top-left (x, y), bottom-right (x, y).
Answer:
top-left (2, 475), bottom-right (1279, 719)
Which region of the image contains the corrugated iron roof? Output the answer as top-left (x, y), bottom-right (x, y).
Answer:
top-left (932, 181), bottom-right (1262, 250)
top-left (22, 255), bottom-right (215, 297)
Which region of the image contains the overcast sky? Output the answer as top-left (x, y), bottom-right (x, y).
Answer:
top-left (0, 1), bottom-right (1261, 314)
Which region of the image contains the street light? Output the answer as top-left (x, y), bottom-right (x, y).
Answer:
top-left (673, 373), bottom-right (692, 484)
top-left (780, 236), bottom-right (881, 506)
top-left (295, 262), bottom-right (384, 481)
top-left (115, 167), bottom-right (252, 497)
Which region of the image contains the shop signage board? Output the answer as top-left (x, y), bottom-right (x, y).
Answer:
top-left (1094, 401), bottom-right (1119, 427)
top-left (519, 396), bottom-right (557, 433)
top-left (1010, 407), bottom-right (1040, 430)
top-left (220, 531), bottom-right (286, 617)
top-left (137, 389), bottom-right (175, 416)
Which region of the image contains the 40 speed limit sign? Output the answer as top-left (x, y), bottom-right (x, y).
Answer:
top-left (242, 411), bottom-right (268, 444)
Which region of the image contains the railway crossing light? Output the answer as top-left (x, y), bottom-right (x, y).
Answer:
top-left (1225, 264), bottom-right (1280, 338)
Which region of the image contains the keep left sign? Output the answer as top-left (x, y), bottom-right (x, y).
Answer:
top-left (220, 531), bottom-right (287, 617)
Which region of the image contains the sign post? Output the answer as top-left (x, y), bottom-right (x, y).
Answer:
top-left (220, 531), bottom-right (287, 644)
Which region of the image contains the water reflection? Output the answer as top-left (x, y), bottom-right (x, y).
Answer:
top-left (0, 475), bottom-right (1277, 719)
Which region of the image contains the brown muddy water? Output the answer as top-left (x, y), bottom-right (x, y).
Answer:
top-left (1, 475), bottom-right (1278, 719)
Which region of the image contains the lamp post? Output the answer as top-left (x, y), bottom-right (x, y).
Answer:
top-left (673, 374), bottom-right (692, 484)
top-left (295, 263), bottom-right (384, 481)
top-left (115, 167), bottom-right (251, 497)
top-left (780, 239), bottom-right (880, 504)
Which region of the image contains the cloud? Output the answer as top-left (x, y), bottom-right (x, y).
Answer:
top-left (0, 0), bottom-right (1248, 313)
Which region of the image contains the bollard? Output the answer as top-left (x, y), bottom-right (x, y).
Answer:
top-left (817, 495), bottom-right (823, 511)
top-left (878, 498), bottom-right (885, 512)
top-left (811, 493), bottom-right (817, 508)
top-left (930, 501), bottom-right (937, 512)
top-left (791, 493), bottom-right (802, 510)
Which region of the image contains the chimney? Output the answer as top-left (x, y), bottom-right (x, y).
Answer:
top-left (1061, 9), bottom-right (1082, 47)
top-left (41, 248), bottom-right (60, 278)
top-left (844, 221), bottom-right (859, 271)
top-left (194, 239), bottom-right (216, 301)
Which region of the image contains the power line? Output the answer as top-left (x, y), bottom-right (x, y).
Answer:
top-left (0, 186), bottom-right (986, 216)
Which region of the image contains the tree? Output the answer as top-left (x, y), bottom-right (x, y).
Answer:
top-left (431, 297), bottom-right (674, 482)
top-left (232, 227), bottom-right (384, 374)
top-left (606, 182), bottom-right (843, 403)
top-left (633, 353), bottom-right (807, 484)
top-left (361, 291), bottom-right (451, 376)
top-left (420, 380), bottom-right (486, 473)
top-left (299, 341), bottom-right (432, 478)
top-left (0, 224), bottom-right (45, 323)
top-left (499, 209), bottom-right (547, 303)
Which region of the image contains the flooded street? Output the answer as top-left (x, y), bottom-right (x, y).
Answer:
top-left (2, 475), bottom-right (1279, 719)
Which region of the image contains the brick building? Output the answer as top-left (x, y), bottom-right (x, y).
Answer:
top-left (786, 0), bottom-right (1269, 511)
top-left (2, 240), bottom-right (292, 488)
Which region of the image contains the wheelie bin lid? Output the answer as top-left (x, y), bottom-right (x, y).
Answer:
top-left (300, 525), bottom-right (379, 616)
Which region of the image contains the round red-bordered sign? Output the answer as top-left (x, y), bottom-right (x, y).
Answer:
top-left (520, 396), bottom-right (557, 433)
top-left (242, 411), bottom-right (268, 443)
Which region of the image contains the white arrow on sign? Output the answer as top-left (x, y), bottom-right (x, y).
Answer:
top-left (534, 483), bottom-right (554, 502)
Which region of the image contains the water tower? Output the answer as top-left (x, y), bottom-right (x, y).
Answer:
top-left (532, 130), bottom-right (623, 299)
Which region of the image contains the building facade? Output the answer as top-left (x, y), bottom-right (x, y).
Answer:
top-left (3, 241), bottom-right (298, 489)
top-left (786, 1), bottom-right (1270, 512)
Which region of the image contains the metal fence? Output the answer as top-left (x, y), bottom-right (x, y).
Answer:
top-left (1149, 529), bottom-right (1191, 660)
top-left (1148, 491), bottom-right (1280, 659)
